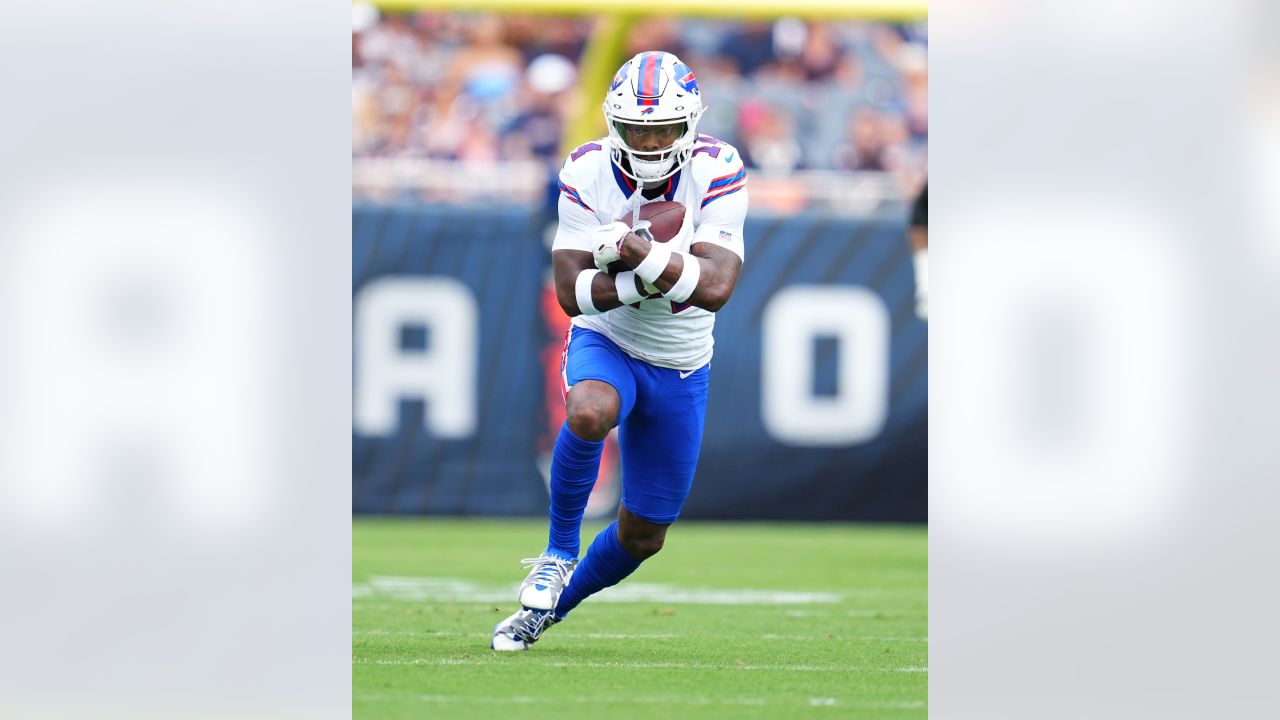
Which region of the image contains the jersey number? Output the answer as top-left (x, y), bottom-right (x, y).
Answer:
top-left (570, 142), bottom-right (602, 162)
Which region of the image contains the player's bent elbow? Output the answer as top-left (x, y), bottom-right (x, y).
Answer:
top-left (697, 278), bottom-right (733, 312)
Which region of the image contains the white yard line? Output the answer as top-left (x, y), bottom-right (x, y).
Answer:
top-left (355, 629), bottom-right (924, 642)
top-left (353, 657), bottom-right (927, 673)
top-left (354, 692), bottom-right (925, 709)
top-left (761, 633), bottom-right (928, 642)
top-left (354, 629), bottom-right (679, 640)
top-left (353, 576), bottom-right (843, 605)
top-left (355, 692), bottom-right (768, 706)
top-left (781, 609), bottom-right (921, 618)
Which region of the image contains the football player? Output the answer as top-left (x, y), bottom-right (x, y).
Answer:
top-left (493, 51), bottom-right (748, 650)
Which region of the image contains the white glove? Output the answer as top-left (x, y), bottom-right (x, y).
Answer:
top-left (592, 221), bottom-right (630, 269)
top-left (591, 220), bottom-right (653, 270)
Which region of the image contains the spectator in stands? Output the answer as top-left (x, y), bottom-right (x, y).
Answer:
top-left (897, 43), bottom-right (928, 142)
top-left (504, 54), bottom-right (578, 167)
top-left (357, 12), bottom-right (422, 72)
top-left (799, 22), bottom-right (846, 82)
top-left (738, 100), bottom-right (803, 174)
top-left (717, 21), bottom-right (775, 77)
top-left (833, 108), bottom-right (889, 171)
top-left (373, 63), bottom-right (416, 157)
top-left (752, 57), bottom-right (807, 85)
top-left (352, 12), bottom-right (928, 208)
top-left (446, 16), bottom-right (524, 128)
top-left (832, 51), bottom-right (864, 91)
top-left (505, 14), bottom-right (590, 64)
top-left (455, 116), bottom-right (502, 165)
top-left (878, 111), bottom-right (927, 196)
top-left (626, 17), bottom-right (687, 60)
top-left (687, 53), bottom-right (748, 148)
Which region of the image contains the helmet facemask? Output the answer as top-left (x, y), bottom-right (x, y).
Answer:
top-left (608, 118), bottom-right (699, 182)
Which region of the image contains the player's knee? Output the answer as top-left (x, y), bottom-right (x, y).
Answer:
top-left (565, 389), bottom-right (617, 441)
top-left (566, 407), bottom-right (610, 441)
top-left (619, 532), bottom-right (664, 561)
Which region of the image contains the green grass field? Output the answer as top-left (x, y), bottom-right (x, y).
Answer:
top-left (354, 517), bottom-right (927, 719)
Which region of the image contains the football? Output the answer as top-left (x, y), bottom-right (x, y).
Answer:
top-left (606, 201), bottom-right (687, 274)
top-left (620, 200), bottom-right (686, 243)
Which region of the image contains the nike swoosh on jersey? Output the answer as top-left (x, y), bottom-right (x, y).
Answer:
top-left (679, 369), bottom-right (697, 379)
top-left (724, 151), bottom-right (736, 163)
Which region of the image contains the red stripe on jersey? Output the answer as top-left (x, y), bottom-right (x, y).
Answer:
top-left (700, 180), bottom-right (747, 208)
top-left (708, 168), bottom-right (742, 186)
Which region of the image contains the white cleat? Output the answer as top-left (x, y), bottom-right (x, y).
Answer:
top-left (517, 553), bottom-right (577, 611)
top-left (491, 607), bottom-right (559, 651)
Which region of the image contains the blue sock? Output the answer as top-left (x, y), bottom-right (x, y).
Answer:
top-left (555, 521), bottom-right (642, 619)
top-left (546, 422), bottom-right (604, 558)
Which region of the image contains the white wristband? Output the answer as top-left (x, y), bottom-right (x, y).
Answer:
top-left (615, 270), bottom-right (644, 305)
top-left (576, 269), bottom-right (603, 315)
top-left (634, 241), bottom-right (673, 286)
top-left (665, 252), bottom-right (701, 303)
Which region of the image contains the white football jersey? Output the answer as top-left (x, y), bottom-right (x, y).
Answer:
top-left (552, 135), bottom-right (748, 371)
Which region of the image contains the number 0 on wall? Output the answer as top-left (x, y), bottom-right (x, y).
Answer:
top-left (761, 286), bottom-right (890, 447)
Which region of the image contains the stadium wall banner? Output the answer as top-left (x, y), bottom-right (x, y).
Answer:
top-left (353, 202), bottom-right (927, 522)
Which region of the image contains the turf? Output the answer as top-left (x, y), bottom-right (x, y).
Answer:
top-left (353, 517), bottom-right (927, 719)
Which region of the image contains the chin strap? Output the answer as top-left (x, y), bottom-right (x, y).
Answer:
top-left (628, 186), bottom-right (644, 226)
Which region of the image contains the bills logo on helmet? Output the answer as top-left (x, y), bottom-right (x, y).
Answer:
top-left (673, 61), bottom-right (699, 95)
top-left (610, 61), bottom-right (630, 92)
top-left (641, 107), bottom-right (654, 114)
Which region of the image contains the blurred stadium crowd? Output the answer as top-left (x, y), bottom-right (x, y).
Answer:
top-left (352, 8), bottom-right (927, 210)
